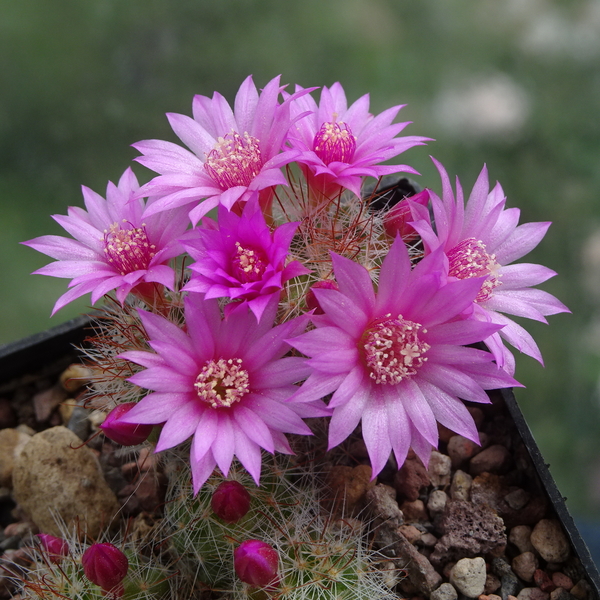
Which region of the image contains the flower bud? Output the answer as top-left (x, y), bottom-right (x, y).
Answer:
top-left (211, 480), bottom-right (251, 523)
top-left (234, 539), bottom-right (279, 587)
top-left (306, 280), bottom-right (339, 314)
top-left (383, 189), bottom-right (430, 242)
top-left (37, 534), bottom-right (69, 564)
top-left (82, 543), bottom-right (128, 594)
top-left (100, 403), bottom-right (153, 446)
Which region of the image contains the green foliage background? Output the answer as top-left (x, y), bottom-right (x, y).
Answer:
top-left (2, 0), bottom-right (600, 526)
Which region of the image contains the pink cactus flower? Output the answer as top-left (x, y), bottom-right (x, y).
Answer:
top-left (211, 480), bottom-right (251, 523)
top-left (234, 539), bottom-right (279, 587)
top-left (133, 75), bottom-right (306, 225)
top-left (409, 158), bottom-right (570, 374)
top-left (22, 168), bottom-right (189, 314)
top-left (286, 82), bottom-right (429, 199)
top-left (183, 196), bottom-right (309, 321)
top-left (99, 403), bottom-right (154, 446)
top-left (118, 295), bottom-right (328, 493)
top-left (288, 237), bottom-right (519, 477)
top-left (82, 543), bottom-right (128, 595)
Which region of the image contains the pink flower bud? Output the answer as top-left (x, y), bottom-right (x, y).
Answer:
top-left (100, 403), bottom-right (153, 446)
top-left (234, 539), bottom-right (279, 587)
top-left (383, 189), bottom-right (430, 242)
top-left (82, 543), bottom-right (128, 594)
top-left (211, 480), bottom-right (251, 523)
top-left (306, 280), bottom-right (339, 314)
top-left (37, 534), bottom-right (69, 564)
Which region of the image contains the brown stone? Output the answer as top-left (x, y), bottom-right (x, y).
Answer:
top-left (325, 464), bottom-right (375, 515)
top-left (0, 428), bottom-right (31, 488)
top-left (365, 483), bottom-right (404, 525)
top-left (395, 450), bottom-right (430, 501)
top-left (551, 573), bottom-right (573, 591)
top-left (530, 520), bottom-right (570, 564)
top-left (512, 552), bottom-right (538, 583)
top-left (428, 451), bottom-right (452, 487)
top-left (470, 444), bottom-right (512, 476)
top-left (448, 435), bottom-right (481, 468)
top-left (12, 426), bottom-right (119, 538)
top-left (484, 574), bottom-right (501, 594)
top-left (373, 521), bottom-right (442, 594)
top-left (400, 524), bottom-right (423, 544)
top-left (400, 499), bottom-right (429, 523)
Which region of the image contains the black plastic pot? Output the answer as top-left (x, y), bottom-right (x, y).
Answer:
top-left (1, 318), bottom-right (599, 598)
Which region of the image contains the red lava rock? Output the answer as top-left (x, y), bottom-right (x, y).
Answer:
top-left (534, 569), bottom-right (557, 593)
top-left (395, 450), bottom-right (430, 501)
top-left (430, 499), bottom-right (507, 566)
top-left (551, 573), bottom-right (573, 591)
top-left (469, 444), bottom-right (512, 476)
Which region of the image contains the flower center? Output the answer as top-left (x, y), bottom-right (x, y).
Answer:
top-left (313, 121), bottom-right (357, 165)
top-left (194, 358), bottom-right (250, 409)
top-left (362, 315), bottom-right (430, 385)
top-left (231, 242), bottom-right (268, 283)
top-left (103, 221), bottom-right (156, 275)
top-left (447, 238), bottom-right (502, 302)
top-left (204, 130), bottom-right (263, 190)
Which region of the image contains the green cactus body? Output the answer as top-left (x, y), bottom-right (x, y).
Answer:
top-left (164, 450), bottom-right (401, 599)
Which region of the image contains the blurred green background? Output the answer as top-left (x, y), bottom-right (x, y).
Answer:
top-left (2, 0), bottom-right (600, 540)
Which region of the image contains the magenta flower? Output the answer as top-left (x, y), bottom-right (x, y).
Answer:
top-left (288, 238), bottom-right (519, 477)
top-left (410, 159), bottom-right (570, 374)
top-left (82, 543), bottom-right (128, 594)
top-left (211, 480), bottom-right (251, 523)
top-left (183, 197), bottom-right (309, 321)
top-left (118, 296), bottom-right (327, 493)
top-left (286, 82), bottom-right (429, 198)
top-left (234, 540), bottom-right (279, 588)
top-left (22, 168), bottom-right (189, 315)
top-left (37, 534), bottom-right (69, 564)
top-left (100, 403), bottom-right (154, 446)
top-left (133, 75), bottom-right (304, 225)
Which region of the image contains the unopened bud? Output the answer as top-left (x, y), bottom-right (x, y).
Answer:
top-left (211, 480), bottom-right (251, 523)
top-left (383, 189), bottom-right (430, 242)
top-left (234, 539), bottom-right (279, 587)
top-left (82, 543), bottom-right (128, 594)
top-left (100, 403), bottom-right (153, 446)
top-left (306, 279), bottom-right (339, 314)
top-left (37, 534), bottom-right (69, 564)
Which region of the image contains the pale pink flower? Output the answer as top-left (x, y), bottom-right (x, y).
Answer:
top-left (286, 82), bottom-right (429, 198)
top-left (118, 296), bottom-right (327, 493)
top-left (22, 168), bottom-right (189, 314)
top-left (409, 159), bottom-right (570, 374)
top-left (288, 238), bottom-right (519, 477)
top-left (133, 76), bottom-right (305, 225)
